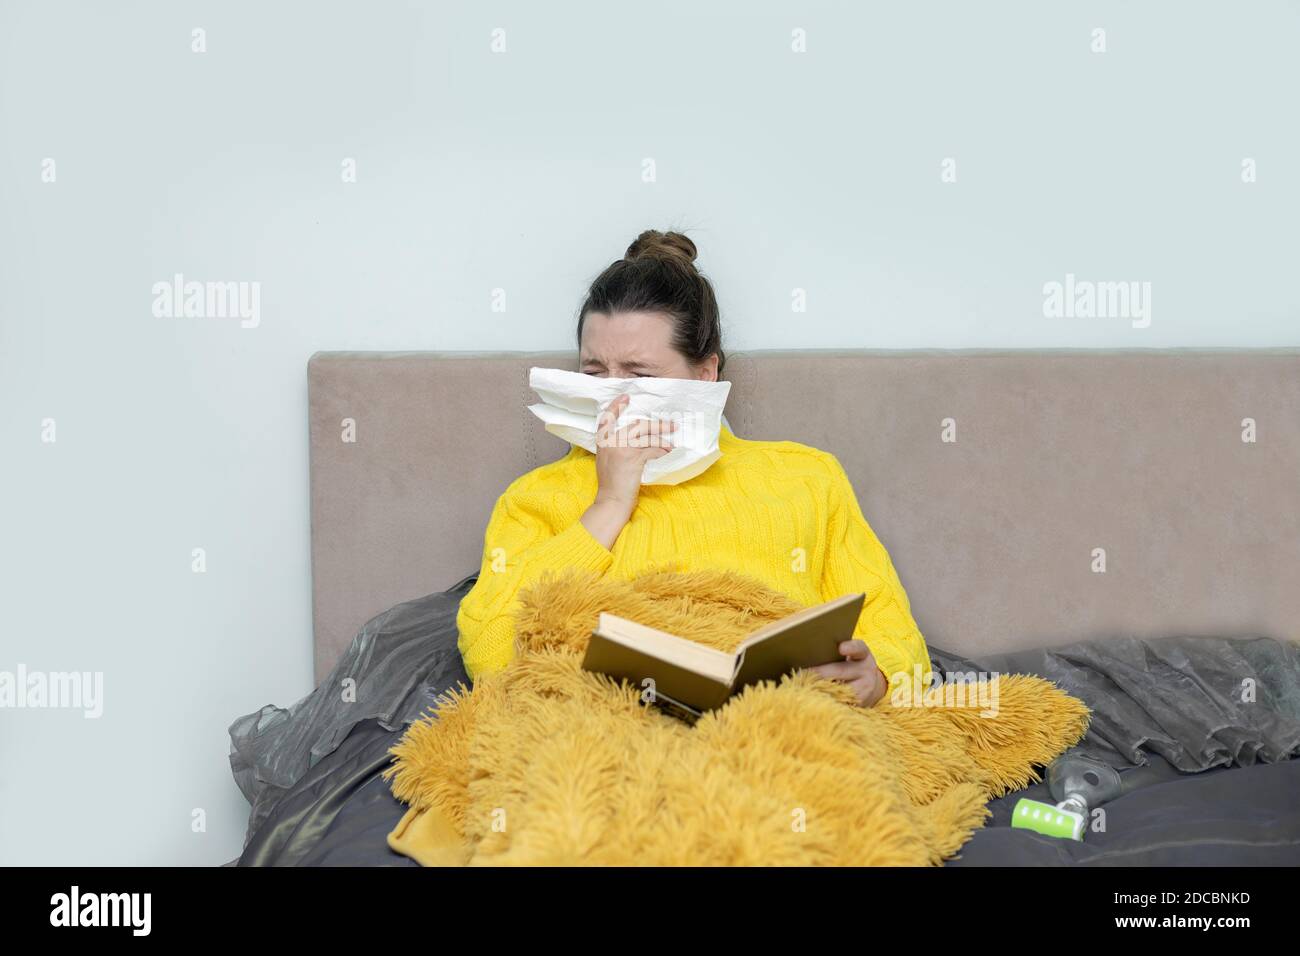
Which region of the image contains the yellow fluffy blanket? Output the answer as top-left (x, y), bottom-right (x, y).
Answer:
top-left (384, 567), bottom-right (1090, 865)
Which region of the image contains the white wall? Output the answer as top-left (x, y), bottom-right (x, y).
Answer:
top-left (1, 0), bottom-right (1296, 865)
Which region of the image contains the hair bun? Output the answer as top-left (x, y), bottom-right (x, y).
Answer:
top-left (625, 229), bottom-right (698, 266)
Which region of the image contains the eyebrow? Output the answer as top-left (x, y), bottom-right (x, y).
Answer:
top-left (580, 358), bottom-right (656, 372)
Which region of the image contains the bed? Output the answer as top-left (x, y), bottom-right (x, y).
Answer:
top-left (229, 348), bottom-right (1300, 866)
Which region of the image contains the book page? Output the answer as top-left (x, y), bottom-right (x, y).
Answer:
top-left (731, 593), bottom-right (865, 691)
top-left (595, 613), bottom-right (737, 684)
top-left (738, 592), bottom-right (864, 652)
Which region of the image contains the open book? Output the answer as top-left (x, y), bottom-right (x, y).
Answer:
top-left (581, 592), bottom-right (865, 720)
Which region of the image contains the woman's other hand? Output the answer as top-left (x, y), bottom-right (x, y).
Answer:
top-left (580, 394), bottom-right (675, 549)
top-left (809, 639), bottom-right (889, 707)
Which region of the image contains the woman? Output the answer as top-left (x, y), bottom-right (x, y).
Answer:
top-left (457, 229), bottom-right (932, 707)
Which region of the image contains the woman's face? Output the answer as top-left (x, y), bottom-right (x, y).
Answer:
top-left (579, 311), bottom-right (718, 381)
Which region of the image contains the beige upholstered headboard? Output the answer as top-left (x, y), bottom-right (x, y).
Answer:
top-left (308, 349), bottom-right (1299, 680)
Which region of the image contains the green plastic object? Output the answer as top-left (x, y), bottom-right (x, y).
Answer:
top-left (1011, 798), bottom-right (1085, 841)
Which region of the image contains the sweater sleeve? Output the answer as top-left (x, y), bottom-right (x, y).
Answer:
top-left (457, 476), bottom-right (614, 682)
top-left (817, 454), bottom-right (933, 700)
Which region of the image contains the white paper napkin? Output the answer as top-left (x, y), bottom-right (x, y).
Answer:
top-left (526, 366), bottom-right (733, 485)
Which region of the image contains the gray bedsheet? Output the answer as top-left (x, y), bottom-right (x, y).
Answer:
top-left (229, 575), bottom-right (475, 845)
top-left (929, 637), bottom-right (1300, 771)
top-left (229, 576), bottom-right (1300, 865)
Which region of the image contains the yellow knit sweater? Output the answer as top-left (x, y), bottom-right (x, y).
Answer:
top-left (457, 424), bottom-right (933, 695)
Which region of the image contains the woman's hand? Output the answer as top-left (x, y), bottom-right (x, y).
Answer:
top-left (809, 639), bottom-right (889, 707)
top-left (592, 394), bottom-right (676, 507)
top-left (580, 394), bottom-right (675, 549)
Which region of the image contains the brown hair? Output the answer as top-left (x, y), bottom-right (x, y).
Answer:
top-left (577, 229), bottom-right (725, 375)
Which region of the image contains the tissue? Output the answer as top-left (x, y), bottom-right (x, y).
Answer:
top-left (526, 366), bottom-right (733, 485)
